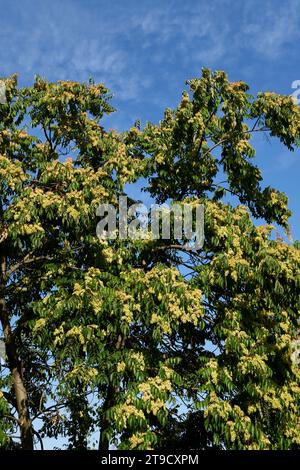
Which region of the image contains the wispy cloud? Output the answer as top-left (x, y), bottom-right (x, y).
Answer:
top-left (1, 0), bottom-right (300, 105)
top-left (242, 0), bottom-right (300, 58)
top-left (1, 0), bottom-right (300, 239)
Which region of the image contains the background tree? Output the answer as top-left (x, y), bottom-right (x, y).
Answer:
top-left (0, 69), bottom-right (299, 450)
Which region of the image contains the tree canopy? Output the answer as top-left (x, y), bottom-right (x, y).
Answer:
top-left (0, 69), bottom-right (299, 450)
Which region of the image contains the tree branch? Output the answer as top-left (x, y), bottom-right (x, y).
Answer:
top-left (7, 255), bottom-right (54, 277)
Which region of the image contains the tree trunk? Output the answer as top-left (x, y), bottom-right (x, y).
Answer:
top-left (98, 334), bottom-right (124, 450)
top-left (99, 384), bottom-right (114, 451)
top-left (0, 256), bottom-right (33, 450)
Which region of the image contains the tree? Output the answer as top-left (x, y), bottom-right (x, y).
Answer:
top-left (0, 69), bottom-right (299, 450)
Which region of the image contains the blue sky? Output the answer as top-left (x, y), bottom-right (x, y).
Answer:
top-left (1, 0), bottom-right (300, 239)
top-left (1, 0), bottom-right (300, 449)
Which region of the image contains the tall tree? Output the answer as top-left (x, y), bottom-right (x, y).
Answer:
top-left (0, 69), bottom-right (299, 450)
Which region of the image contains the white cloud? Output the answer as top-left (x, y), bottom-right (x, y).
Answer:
top-left (242, 0), bottom-right (300, 58)
top-left (1, 0), bottom-right (300, 105)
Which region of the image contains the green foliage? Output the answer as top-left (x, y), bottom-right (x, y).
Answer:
top-left (0, 68), bottom-right (299, 450)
